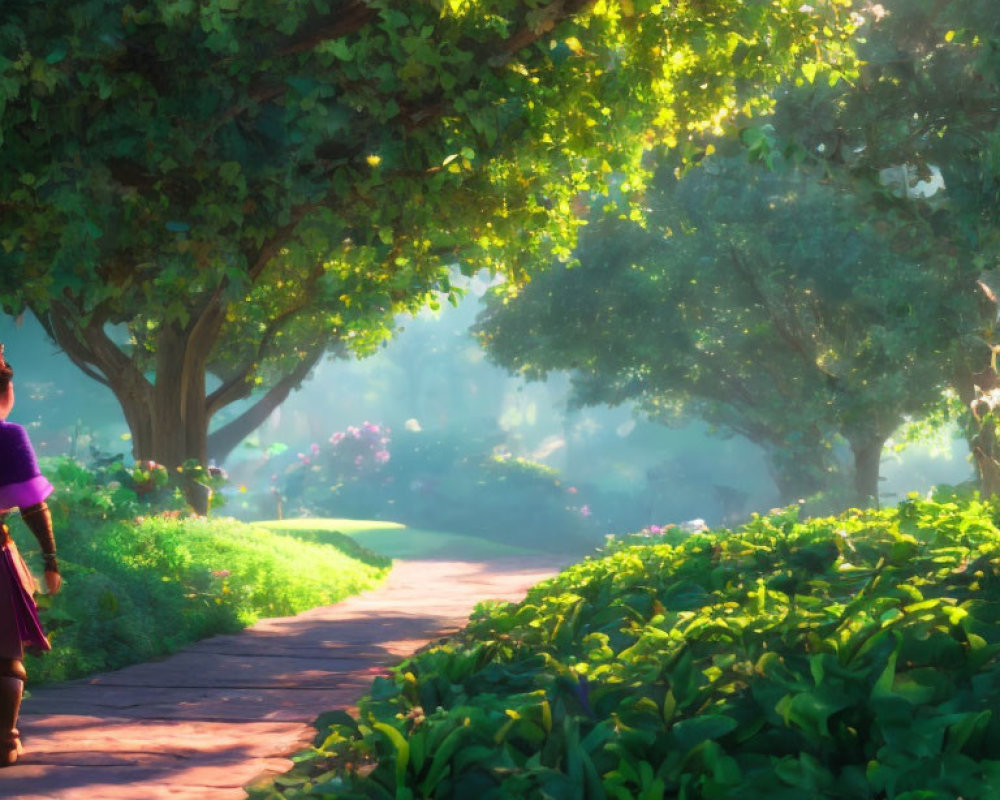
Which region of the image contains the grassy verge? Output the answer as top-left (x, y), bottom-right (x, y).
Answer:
top-left (251, 496), bottom-right (1000, 800)
top-left (15, 514), bottom-right (390, 685)
top-left (255, 518), bottom-right (540, 560)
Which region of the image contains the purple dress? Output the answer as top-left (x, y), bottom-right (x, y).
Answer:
top-left (0, 422), bottom-right (54, 657)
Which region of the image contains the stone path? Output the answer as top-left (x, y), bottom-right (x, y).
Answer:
top-left (0, 556), bottom-right (570, 800)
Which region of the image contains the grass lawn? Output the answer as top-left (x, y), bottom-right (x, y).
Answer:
top-left (253, 518), bottom-right (541, 560)
top-left (23, 514), bottom-right (392, 684)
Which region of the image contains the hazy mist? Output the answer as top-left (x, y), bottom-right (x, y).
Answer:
top-left (0, 282), bottom-right (973, 544)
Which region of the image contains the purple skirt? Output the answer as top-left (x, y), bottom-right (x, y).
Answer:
top-left (0, 534), bottom-right (50, 659)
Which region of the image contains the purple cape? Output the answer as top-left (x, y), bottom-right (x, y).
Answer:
top-left (0, 421), bottom-right (53, 509)
top-left (0, 421), bottom-right (53, 654)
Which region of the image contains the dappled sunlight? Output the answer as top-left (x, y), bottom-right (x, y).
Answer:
top-left (3, 0), bottom-right (999, 797)
top-left (13, 559), bottom-right (565, 796)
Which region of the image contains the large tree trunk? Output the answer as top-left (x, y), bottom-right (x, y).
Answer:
top-left (37, 229), bottom-right (339, 513)
top-left (846, 433), bottom-right (887, 509)
top-left (126, 323), bottom-right (215, 513)
top-left (45, 303), bottom-right (332, 513)
top-left (46, 307), bottom-right (219, 513)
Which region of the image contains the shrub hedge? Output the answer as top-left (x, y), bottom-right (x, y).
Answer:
top-left (253, 495), bottom-right (1000, 800)
top-left (13, 458), bottom-right (391, 684)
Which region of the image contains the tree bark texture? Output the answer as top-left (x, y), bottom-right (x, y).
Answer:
top-left (40, 298), bottom-right (308, 514)
top-left (954, 361), bottom-right (1000, 499)
top-left (847, 433), bottom-right (887, 509)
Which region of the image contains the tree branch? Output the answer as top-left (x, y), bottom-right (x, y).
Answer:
top-left (727, 246), bottom-right (831, 377)
top-left (207, 308), bottom-right (312, 415)
top-left (245, 204), bottom-right (317, 284)
top-left (207, 343), bottom-right (328, 464)
top-left (36, 308), bottom-right (111, 388)
top-left (275, 1), bottom-right (377, 58)
top-left (46, 301), bottom-right (153, 449)
top-left (489, 0), bottom-right (596, 68)
top-left (206, 263), bottom-right (328, 416)
top-left (215, 0), bottom-right (597, 141)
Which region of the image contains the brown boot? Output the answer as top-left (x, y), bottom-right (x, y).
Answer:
top-left (0, 659), bottom-right (26, 767)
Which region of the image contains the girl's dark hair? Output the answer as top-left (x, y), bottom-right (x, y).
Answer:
top-left (0, 345), bottom-right (13, 392)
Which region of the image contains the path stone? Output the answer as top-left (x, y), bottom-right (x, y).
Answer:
top-left (1, 556), bottom-right (571, 800)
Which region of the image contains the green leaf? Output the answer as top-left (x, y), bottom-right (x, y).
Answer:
top-left (671, 715), bottom-right (738, 751)
top-left (419, 726), bottom-right (465, 795)
top-left (219, 161), bottom-right (242, 183)
top-left (373, 722), bottom-right (409, 786)
top-left (45, 44), bottom-right (68, 64)
top-left (776, 690), bottom-right (851, 738)
top-left (872, 647), bottom-right (899, 699)
top-left (945, 710), bottom-right (991, 754)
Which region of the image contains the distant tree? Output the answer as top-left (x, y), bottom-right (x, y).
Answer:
top-left (475, 153), bottom-right (965, 507)
top-left (765, 0), bottom-right (1000, 495)
top-left (0, 1), bottom-right (853, 508)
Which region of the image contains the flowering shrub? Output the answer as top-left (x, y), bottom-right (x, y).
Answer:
top-left (280, 423), bottom-right (393, 517)
top-left (52, 451), bottom-right (230, 519)
top-left (325, 422), bottom-right (392, 472)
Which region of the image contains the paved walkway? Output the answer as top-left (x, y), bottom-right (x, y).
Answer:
top-left (0, 556), bottom-right (570, 800)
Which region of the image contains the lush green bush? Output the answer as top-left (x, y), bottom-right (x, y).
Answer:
top-left (253, 496), bottom-right (1000, 800)
top-left (274, 425), bottom-right (600, 553)
top-left (12, 458), bottom-right (391, 684)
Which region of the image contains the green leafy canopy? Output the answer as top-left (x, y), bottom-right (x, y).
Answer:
top-left (0, 0), bottom-right (856, 470)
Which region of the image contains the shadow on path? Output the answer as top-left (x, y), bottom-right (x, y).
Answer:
top-left (1, 556), bottom-right (570, 800)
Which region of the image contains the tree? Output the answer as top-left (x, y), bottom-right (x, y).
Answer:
top-left (764, 0), bottom-right (1000, 495)
top-left (475, 152), bottom-right (964, 508)
top-left (0, 0), bottom-right (854, 509)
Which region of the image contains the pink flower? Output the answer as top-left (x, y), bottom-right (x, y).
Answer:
top-left (649, 525), bottom-right (663, 535)
top-left (330, 432), bottom-right (346, 445)
top-left (354, 455), bottom-right (364, 466)
top-left (347, 426), bottom-right (361, 439)
top-left (567, 487), bottom-right (578, 494)
top-left (211, 570), bottom-right (231, 578)
top-left (374, 450), bottom-right (390, 463)
top-left (310, 443), bottom-right (320, 455)
top-left (580, 505), bottom-right (592, 518)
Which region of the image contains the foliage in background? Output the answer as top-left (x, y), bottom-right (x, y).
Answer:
top-left (476, 148), bottom-right (967, 514)
top-left (763, 0), bottom-right (1000, 496)
top-left (82, 449), bottom-right (229, 513)
top-left (254, 495), bottom-right (1000, 799)
top-left (12, 457), bottom-right (390, 684)
top-left (271, 425), bottom-right (600, 553)
top-left (0, 0), bottom-right (854, 486)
